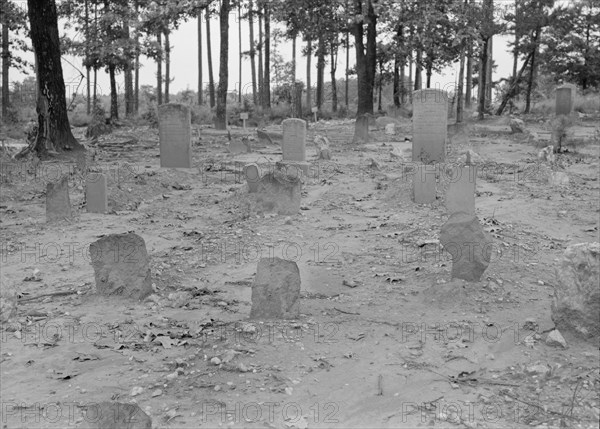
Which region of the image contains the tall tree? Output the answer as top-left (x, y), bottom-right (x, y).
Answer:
top-left (205, 4), bottom-right (215, 107)
top-left (248, 0), bottom-right (257, 105)
top-left (263, 2), bottom-right (271, 109)
top-left (24, 0), bottom-right (83, 156)
top-left (214, 0), bottom-right (230, 129)
top-left (238, 2), bottom-right (242, 104)
top-left (197, 6), bottom-right (203, 104)
top-left (352, 0), bottom-right (377, 116)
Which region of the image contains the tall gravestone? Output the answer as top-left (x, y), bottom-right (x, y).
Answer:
top-left (412, 89), bottom-right (448, 163)
top-left (445, 166), bottom-right (476, 215)
top-left (46, 176), bottom-right (72, 223)
top-left (158, 103), bottom-right (192, 168)
top-left (555, 84), bottom-right (575, 116)
top-left (281, 118), bottom-right (309, 176)
top-left (86, 173), bottom-right (108, 213)
top-left (413, 164), bottom-right (437, 204)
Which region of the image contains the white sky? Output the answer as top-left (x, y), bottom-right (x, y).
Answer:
top-left (8, 2), bottom-right (518, 100)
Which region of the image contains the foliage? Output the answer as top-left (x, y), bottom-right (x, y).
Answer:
top-left (0, 0), bottom-right (32, 73)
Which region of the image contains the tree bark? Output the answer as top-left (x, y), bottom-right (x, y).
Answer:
top-left (524, 27), bottom-right (539, 114)
top-left (157, 31), bottom-right (162, 105)
top-left (238, 3), bottom-right (242, 104)
top-left (478, 37), bottom-right (489, 119)
top-left (84, 0), bottom-right (90, 115)
top-left (414, 47), bottom-right (422, 90)
top-left (263, 3), bottom-right (271, 109)
top-left (164, 30), bottom-right (170, 104)
top-left (377, 60), bottom-right (383, 112)
top-left (426, 58), bottom-right (433, 88)
top-left (353, 0), bottom-right (376, 116)
top-left (465, 42), bottom-right (472, 109)
top-left (134, 1), bottom-right (139, 114)
top-left (291, 34), bottom-right (298, 117)
top-left (109, 64), bottom-right (118, 120)
top-left (1, 16), bottom-right (9, 119)
top-left (316, 35), bottom-right (325, 109)
top-left (485, 35), bottom-right (493, 108)
top-left (25, 0), bottom-right (83, 156)
top-left (306, 38), bottom-right (312, 110)
top-left (214, 0), bottom-right (229, 130)
top-left (393, 56), bottom-right (400, 108)
top-left (457, 45), bottom-right (466, 123)
top-left (512, 0), bottom-right (519, 85)
top-left (330, 39), bottom-right (338, 112)
top-left (257, 11), bottom-right (263, 108)
top-left (345, 3), bottom-right (350, 108)
top-left (206, 9), bottom-right (215, 107)
top-left (123, 17), bottom-right (133, 117)
top-left (197, 7), bottom-right (203, 105)
top-left (248, 1), bottom-right (257, 105)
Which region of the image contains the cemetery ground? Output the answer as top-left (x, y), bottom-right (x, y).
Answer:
top-left (0, 113), bottom-right (599, 429)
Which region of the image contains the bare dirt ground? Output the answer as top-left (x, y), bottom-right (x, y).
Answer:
top-left (1, 114), bottom-right (599, 429)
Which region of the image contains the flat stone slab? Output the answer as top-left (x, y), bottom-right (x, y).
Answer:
top-left (158, 103), bottom-right (192, 168)
top-left (86, 173), bottom-right (108, 213)
top-left (445, 166), bottom-right (476, 215)
top-left (90, 232), bottom-right (152, 300)
top-left (46, 175), bottom-right (72, 223)
top-left (82, 402), bottom-right (151, 429)
top-left (413, 164), bottom-right (437, 204)
top-left (552, 242), bottom-right (600, 344)
top-left (440, 212), bottom-right (493, 282)
top-left (250, 257), bottom-right (301, 319)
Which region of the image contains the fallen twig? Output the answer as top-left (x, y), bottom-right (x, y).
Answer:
top-left (333, 307), bottom-right (360, 315)
top-left (18, 290), bottom-right (79, 303)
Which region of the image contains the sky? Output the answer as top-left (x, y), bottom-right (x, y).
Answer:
top-left (7, 1), bottom-right (520, 101)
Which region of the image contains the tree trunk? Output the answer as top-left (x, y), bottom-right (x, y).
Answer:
top-left (84, 0), bottom-right (90, 115)
top-left (366, 0), bottom-right (376, 92)
top-left (426, 59), bottom-right (433, 88)
top-left (206, 10), bottom-right (215, 107)
top-left (353, 0), bottom-right (376, 116)
top-left (157, 31), bottom-right (162, 105)
top-left (400, 57), bottom-right (405, 104)
top-left (393, 56), bottom-right (400, 108)
top-left (291, 34), bottom-right (298, 117)
top-left (109, 64), bottom-right (118, 120)
top-left (377, 61), bottom-right (383, 112)
top-left (197, 7), bottom-right (203, 104)
top-left (414, 47), bottom-right (422, 90)
top-left (478, 37), bottom-right (489, 120)
top-left (164, 30), bottom-right (170, 104)
top-left (512, 0), bottom-right (519, 85)
top-left (496, 50), bottom-right (533, 115)
top-left (257, 11), bottom-right (263, 108)
top-left (248, 1), bottom-right (257, 105)
top-left (465, 42), bottom-right (472, 109)
top-left (330, 40), bottom-right (338, 112)
top-left (93, 67), bottom-right (97, 106)
top-left (1, 17), bottom-right (9, 119)
top-left (24, 0), bottom-right (83, 156)
top-left (316, 35), bottom-right (325, 109)
top-left (306, 38), bottom-right (312, 110)
top-left (134, 0), bottom-right (139, 114)
top-left (123, 17), bottom-right (133, 117)
top-left (485, 35), bottom-right (493, 108)
top-left (238, 3), bottom-right (242, 104)
top-left (214, 0), bottom-right (229, 130)
top-left (524, 27), bottom-right (539, 114)
top-left (457, 45), bottom-right (465, 123)
top-left (408, 51), bottom-right (413, 102)
top-left (345, 11), bottom-right (350, 108)
top-left (263, 3), bottom-right (271, 109)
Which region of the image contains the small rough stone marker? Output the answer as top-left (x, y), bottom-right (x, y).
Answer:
top-left (86, 173), bottom-right (108, 213)
top-left (46, 175), bottom-right (72, 223)
top-left (250, 257), bottom-right (301, 319)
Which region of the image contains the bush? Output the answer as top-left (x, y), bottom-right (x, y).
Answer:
top-left (139, 106), bottom-right (158, 128)
top-left (191, 104), bottom-right (213, 125)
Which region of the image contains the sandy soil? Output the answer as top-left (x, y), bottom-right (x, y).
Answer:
top-left (1, 114), bottom-right (599, 429)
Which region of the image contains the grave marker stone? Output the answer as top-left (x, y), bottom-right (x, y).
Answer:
top-left (46, 175), bottom-right (72, 222)
top-left (555, 84), bottom-right (575, 116)
top-left (84, 402), bottom-right (152, 429)
top-left (158, 103), bottom-right (192, 168)
top-left (312, 106), bottom-right (318, 122)
top-left (412, 89), bottom-right (448, 163)
top-left (240, 112), bottom-right (249, 130)
top-left (282, 118), bottom-right (309, 176)
top-left (413, 163), bottom-right (437, 204)
top-left (86, 173), bottom-right (108, 213)
top-left (253, 172), bottom-right (302, 215)
top-left (250, 257), bottom-right (301, 319)
top-left (244, 163), bottom-right (261, 193)
top-left (445, 166), bottom-right (476, 215)
top-left (90, 232), bottom-right (152, 300)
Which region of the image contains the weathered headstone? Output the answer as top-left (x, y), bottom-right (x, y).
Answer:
top-left (412, 89), bottom-right (448, 163)
top-left (440, 212), bottom-right (493, 282)
top-left (313, 135), bottom-right (331, 160)
top-left (244, 163), bottom-right (261, 193)
top-left (413, 163), bottom-right (437, 204)
top-left (445, 166), bottom-right (476, 215)
top-left (83, 402), bottom-right (151, 429)
top-left (250, 257), bottom-right (301, 319)
top-left (228, 137), bottom-right (251, 154)
top-left (353, 114), bottom-right (370, 143)
top-left (282, 118), bottom-right (309, 175)
top-left (552, 242), bottom-right (600, 344)
top-left (253, 172), bottom-right (302, 215)
top-left (509, 118), bottom-right (527, 134)
top-left (385, 123), bottom-right (396, 135)
top-left (555, 84), bottom-right (575, 116)
top-left (86, 173), bottom-right (108, 213)
top-left (158, 103), bottom-right (192, 168)
top-left (46, 175), bottom-right (72, 222)
top-left (90, 232), bottom-right (152, 300)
